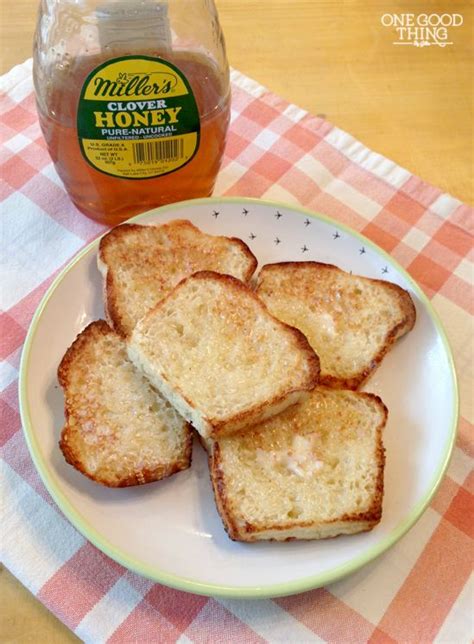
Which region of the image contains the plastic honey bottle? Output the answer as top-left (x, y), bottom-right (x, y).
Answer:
top-left (33, 0), bottom-right (230, 225)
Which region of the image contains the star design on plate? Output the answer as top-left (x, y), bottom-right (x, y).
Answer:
top-left (359, 247), bottom-right (366, 255)
top-left (301, 245), bottom-right (309, 253)
top-left (249, 232), bottom-right (256, 240)
top-left (333, 231), bottom-right (341, 239)
top-left (274, 237), bottom-right (281, 245)
top-left (304, 218), bottom-right (312, 227)
top-left (275, 211), bottom-right (283, 219)
top-left (382, 266), bottom-right (389, 274)
top-left (212, 210), bottom-right (219, 218)
top-left (242, 208), bottom-right (249, 216)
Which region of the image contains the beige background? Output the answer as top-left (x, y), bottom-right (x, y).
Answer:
top-left (1, 1), bottom-right (472, 642)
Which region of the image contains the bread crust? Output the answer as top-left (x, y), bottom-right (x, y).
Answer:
top-left (209, 390), bottom-right (388, 542)
top-left (58, 320), bottom-right (193, 487)
top-left (128, 270), bottom-right (320, 439)
top-left (224, 236), bottom-right (259, 283)
top-left (256, 261), bottom-right (416, 390)
top-left (59, 436), bottom-right (193, 488)
top-left (98, 220), bottom-right (258, 338)
top-left (209, 443), bottom-right (242, 540)
top-left (58, 319), bottom-right (110, 388)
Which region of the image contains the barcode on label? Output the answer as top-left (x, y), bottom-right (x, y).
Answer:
top-left (132, 138), bottom-right (184, 163)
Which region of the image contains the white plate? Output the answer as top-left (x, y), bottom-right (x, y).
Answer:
top-left (19, 197), bottom-right (458, 598)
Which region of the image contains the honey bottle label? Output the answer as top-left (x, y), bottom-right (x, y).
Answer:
top-left (77, 56), bottom-right (200, 179)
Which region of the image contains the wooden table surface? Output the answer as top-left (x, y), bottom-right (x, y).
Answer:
top-left (1, 1), bottom-right (472, 641)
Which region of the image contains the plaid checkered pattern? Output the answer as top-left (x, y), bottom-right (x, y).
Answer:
top-left (1, 60), bottom-right (473, 643)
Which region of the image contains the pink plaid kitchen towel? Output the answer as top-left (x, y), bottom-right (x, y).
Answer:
top-left (1, 59), bottom-right (473, 643)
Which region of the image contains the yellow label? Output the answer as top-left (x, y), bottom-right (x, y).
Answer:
top-left (77, 56), bottom-right (200, 179)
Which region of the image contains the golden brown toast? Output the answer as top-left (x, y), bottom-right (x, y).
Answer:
top-left (98, 219), bottom-right (258, 337)
top-left (58, 320), bottom-right (192, 487)
top-left (127, 271), bottom-right (320, 439)
top-left (256, 261), bottom-right (416, 389)
top-left (208, 387), bottom-right (387, 542)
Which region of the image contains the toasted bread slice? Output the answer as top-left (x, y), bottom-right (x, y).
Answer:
top-left (98, 219), bottom-right (258, 337)
top-left (256, 262), bottom-right (416, 389)
top-left (127, 271), bottom-right (320, 439)
top-left (58, 320), bottom-right (192, 487)
top-left (209, 387), bottom-right (387, 541)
